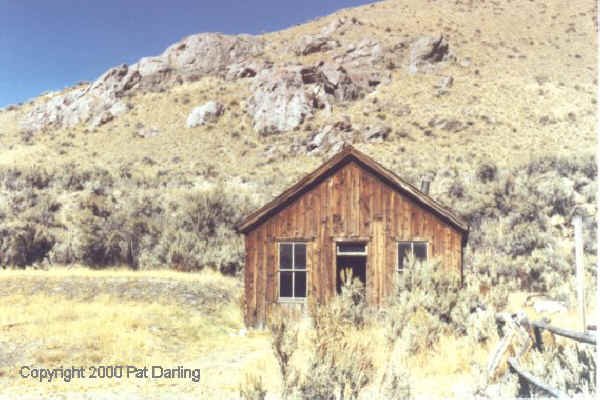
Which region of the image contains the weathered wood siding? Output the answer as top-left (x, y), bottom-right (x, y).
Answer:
top-left (244, 160), bottom-right (464, 326)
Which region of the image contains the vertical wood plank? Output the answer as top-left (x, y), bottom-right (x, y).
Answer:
top-left (256, 227), bottom-right (265, 326)
top-left (266, 221), bottom-right (275, 313)
top-left (249, 232), bottom-right (258, 326)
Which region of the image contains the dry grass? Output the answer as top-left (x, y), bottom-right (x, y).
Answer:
top-left (0, 264), bottom-right (232, 281)
top-left (0, 267), bottom-right (594, 398)
top-left (0, 268), bottom-right (277, 398)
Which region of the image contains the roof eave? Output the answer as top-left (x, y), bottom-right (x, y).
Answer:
top-left (237, 146), bottom-right (469, 236)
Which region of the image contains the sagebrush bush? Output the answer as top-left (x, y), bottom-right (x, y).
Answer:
top-left (140, 188), bottom-right (250, 273)
top-left (239, 374), bottom-right (267, 400)
top-left (268, 308), bottom-right (300, 399)
top-left (0, 163), bottom-right (256, 273)
top-left (299, 282), bottom-right (376, 400)
top-left (385, 256), bottom-right (500, 352)
top-left (439, 153), bottom-right (597, 294)
top-left (520, 341), bottom-right (596, 397)
top-left (0, 223), bottom-right (55, 266)
top-left (377, 340), bottom-right (411, 400)
top-left (264, 280), bottom-right (378, 400)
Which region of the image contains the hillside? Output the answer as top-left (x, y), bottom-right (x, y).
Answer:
top-left (0, 0), bottom-right (596, 273)
top-left (0, 0), bottom-right (595, 181)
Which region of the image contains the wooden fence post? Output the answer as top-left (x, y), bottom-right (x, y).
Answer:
top-left (572, 215), bottom-right (585, 333)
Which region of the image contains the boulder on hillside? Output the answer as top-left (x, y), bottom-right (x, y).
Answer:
top-left (246, 63), bottom-right (365, 135)
top-left (293, 17), bottom-right (350, 56)
top-left (247, 67), bottom-right (313, 135)
top-left (186, 101), bottom-right (225, 128)
top-left (294, 35), bottom-right (340, 56)
top-left (428, 115), bottom-right (465, 133)
top-left (333, 39), bottom-right (383, 68)
top-left (225, 61), bottom-right (259, 80)
top-left (137, 127), bottom-right (161, 138)
top-left (363, 125), bottom-right (391, 142)
top-left (409, 34), bottom-right (452, 73)
top-left (320, 17), bottom-right (346, 36)
top-left (225, 60), bottom-right (274, 81)
top-left (21, 33), bottom-right (263, 131)
top-left (156, 33), bottom-right (263, 83)
top-left (306, 119), bottom-right (358, 154)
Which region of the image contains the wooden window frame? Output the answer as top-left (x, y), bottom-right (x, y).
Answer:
top-left (278, 242), bottom-right (308, 303)
top-left (336, 241), bottom-right (368, 257)
top-left (396, 241), bottom-right (429, 272)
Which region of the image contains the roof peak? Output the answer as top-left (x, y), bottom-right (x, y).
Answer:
top-left (237, 146), bottom-right (469, 235)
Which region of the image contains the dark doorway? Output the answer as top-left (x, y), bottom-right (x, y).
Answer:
top-left (336, 255), bottom-right (367, 293)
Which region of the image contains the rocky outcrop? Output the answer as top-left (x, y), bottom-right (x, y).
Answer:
top-left (152, 33), bottom-right (263, 84)
top-left (246, 63), bottom-right (366, 135)
top-left (428, 115), bottom-right (465, 133)
top-left (362, 125), bottom-right (391, 142)
top-left (305, 119), bottom-right (358, 154)
top-left (294, 35), bottom-right (340, 56)
top-left (408, 34), bottom-right (452, 73)
top-left (186, 101), bottom-right (224, 128)
top-left (224, 59), bottom-right (277, 81)
top-left (246, 67), bottom-right (314, 135)
top-left (298, 119), bottom-right (391, 155)
top-left (20, 68), bottom-right (135, 132)
top-left (293, 17), bottom-right (349, 56)
top-left (21, 33), bottom-right (263, 131)
top-left (320, 17), bottom-right (346, 36)
top-left (333, 39), bottom-right (383, 68)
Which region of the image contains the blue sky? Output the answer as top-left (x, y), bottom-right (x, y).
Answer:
top-left (0, 0), bottom-right (374, 107)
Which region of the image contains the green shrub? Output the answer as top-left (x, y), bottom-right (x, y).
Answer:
top-left (0, 223), bottom-right (54, 266)
top-left (385, 256), bottom-right (500, 350)
top-left (139, 188), bottom-right (251, 273)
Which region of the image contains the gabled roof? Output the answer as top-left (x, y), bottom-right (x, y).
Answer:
top-left (237, 145), bottom-right (469, 235)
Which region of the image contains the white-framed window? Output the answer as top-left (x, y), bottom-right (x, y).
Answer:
top-left (278, 242), bottom-right (307, 301)
top-left (397, 241), bottom-right (428, 271)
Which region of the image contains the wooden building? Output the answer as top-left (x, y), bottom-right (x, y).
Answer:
top-left (237, 145), bottom-right (469, 327)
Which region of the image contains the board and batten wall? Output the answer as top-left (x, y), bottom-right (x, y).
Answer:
top-left (243, 160), bottom-right (464, 327)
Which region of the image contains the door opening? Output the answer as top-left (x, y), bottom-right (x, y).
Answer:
top-left (335, 242), bottom-right (367, 293)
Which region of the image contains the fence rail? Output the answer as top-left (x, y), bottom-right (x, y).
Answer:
top-left (530, 319), bottom-right (596, 346)
top-left (507, 357), bottom-right (567, 398)
top-left (491, 313), bottom-right (596, 398)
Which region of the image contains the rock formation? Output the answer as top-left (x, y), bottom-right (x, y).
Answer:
top-left (408, 34), bottom-right (452, 73)
top-left (186, 101), bottom-right (225, 128)
top-left (21, 33), bottom-right (263, 131)
top-left (246, 63), bottom-right (367, 135)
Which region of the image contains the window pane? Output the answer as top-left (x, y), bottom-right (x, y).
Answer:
top-left (398, 243), bottom-right (411, 270)
top-left (338, 243), bottom-right (366, 253)
top-left (294, 243), bottom-right (306, 269)
top-left (414, 243), bottom-right (427, 261)
top-left (280, 244), bottom-right (293, 268)
top-left (294, 271), bottom-right (307, 298)
top-left (280, 271), bottom-right (293, 297)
